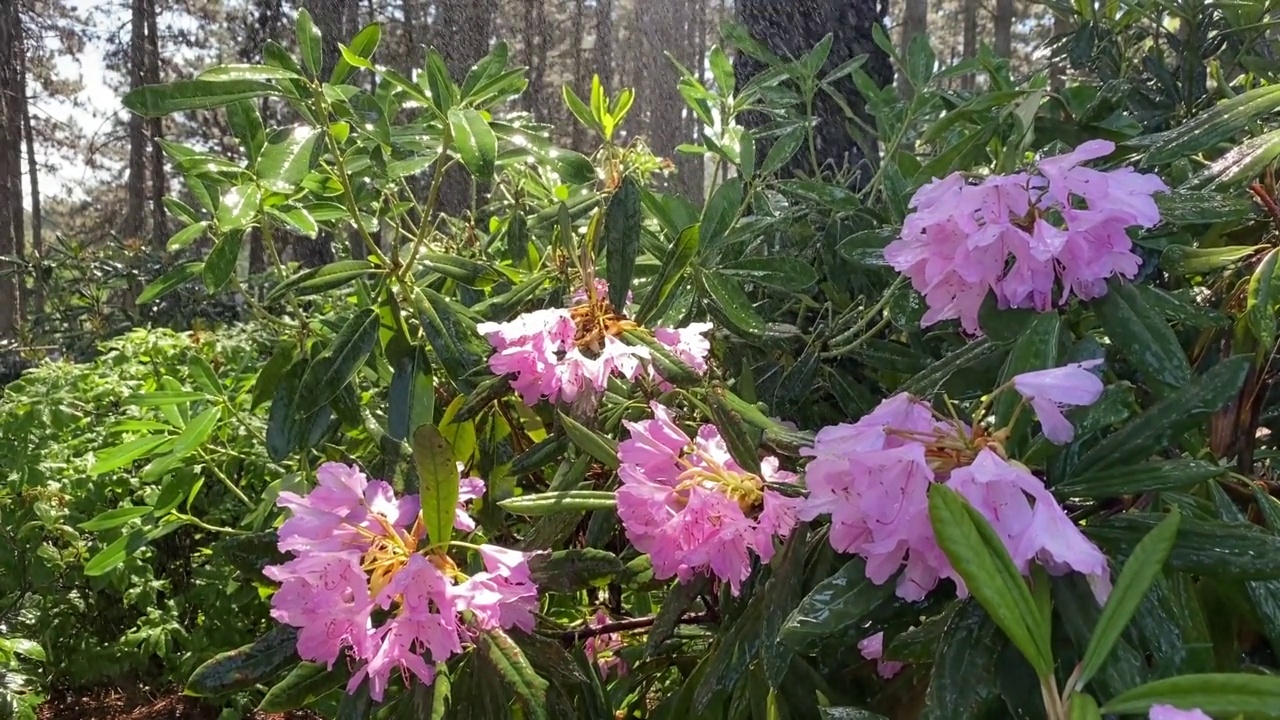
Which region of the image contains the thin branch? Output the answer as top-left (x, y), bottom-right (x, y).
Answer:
top-left (552, 612), bottom-right (712, 643)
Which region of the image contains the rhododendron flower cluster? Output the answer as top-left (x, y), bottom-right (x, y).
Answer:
top-left (582, 610), bottom-right (628, 679)
top-left (478, 279), bottom-right (711, 406)
top-left (265, 462), bottom-right (538, 701)
top-left (615, 402), bottom-right (802, 594)
top-left (884, 140), bottom-right (1168, 334)
top-left (798, 385), bottom-right (1112, 603)
top-left (1011, 359), bottom-right (1105, 444)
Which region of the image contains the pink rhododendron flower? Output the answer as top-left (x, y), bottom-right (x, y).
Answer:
top-left (1149, 706), bottom-right (1212, 720)
top-left (454, 472), bottom-right (486, 532)
top-left (615, 402), bottom-right (802, 594)
top-left (265, 462), bottom-right (539, 702)
top-left (884, 140), bottom-right (1168, 334)
top-left (799, 394), bottom-right (1112, 603)
top-left (857, 632), bottom-right (905, 679)
top-left (582, 610), bottom-right (628, 679)
top-left (1011, 360), bottom-right (1105, 444)
top-left (478, 280), bottom-right (712, 405)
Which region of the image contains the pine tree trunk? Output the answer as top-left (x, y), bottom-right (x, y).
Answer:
top-left (898, 0), bottom-right (927, 97)
top-left (961, 0), bottom-right (978, 90)
top-left (125, 0), bottom-right (147, 243)
top-left (145, 0), bottom-right (166, 250)
top-left (0, 0), bottom-right (24, 340)
top-left (994, 0), bottom-right (1013, 58)
top-left (20, 27), bottom-right (40, 316)
top-left (436, 0), bottom-right (495, 217)
top-left (734, 0), bottom-right (891, 185)
top-left (595, 0), bottom-right (613, 89)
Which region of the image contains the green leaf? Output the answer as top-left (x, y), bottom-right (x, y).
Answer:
top-left (185, 625), bottom-right (299, 697)
top-left (413, 287), bottom-right (490, 394)
top-left (1076, 508), bottom-right (1180, 690)
top-left (899, 338), bottom-right (1003, 396)
top-left (203, 232), bottom-right (244, 291)
top-left (604, 175), bottom-right (641, 311)
top-left (1056, 460), bottom-right (1224, 498)
top-left (562, 85), bottom-right (600, 135)
top-left (80, 506), bottom-right (154, 531)
top-left (447, 108), bottom-right (498, 184)
top-left (707, 388), bottom-right (764, 475)
top-left (1087, 513), bottom-right (1280, 579)
top-left (138, 262), bottom-right (203, 304)
top-left (703, 271), bottom-right (766, 337)
top-left (526, 549), bottom-right (625, 593)
top-left (1154, 191), bottom-right (1257, 224)
top-left (124, 390), bottom-right (210, 407)
top-left (266, 260), bottom-right (378, 302)
top-left (1068, 693), bottom-right (1103, 720)
top-left (760, 127), bottom-right (806, 176)
top-left (166, 221), bottom-right (209, 251)
top-left (295, 8), bottom-right (321, 76)
top-left (1091, 279), bottom-right (1190, 393)
top-left (1101, 673), bottom-right (1280, 715)
top-left (717, 257), bottom-right (818, 292)
top-left (636, 223), bottom-right (699, 325)
top-left (498, 491), bottom-right (617, 516)
top-left (256, 126), bottom-right (321, 194)
top-left (1249, 247), bottom-right (1280, 347)
top-left (479, 630), bottom-right (550, 720)
top-left (412, 424), bottom-right (459, 547)
top-left (258, 662), bottom-right (344, 712)
top-left (417, 253), bottom-right (505, 289)
top-left (779, 557), bottom-right (895, 651)
top-left (928, 484), bottom-right (1052, 677)
top-left (700, 177), bottom-right (744, 249)
top-left (199, 64), bottom-right (303, 81)
top-left (1160, 244), bottom-right (1259, 275)
top-left (168, 406), bottom-right (221, 461)
top-left (646, 575), bottom-right (711, 658)
top-left (83, 528), bottom-right (152, 576)
top-left (1072, 356), bottom-right (1250, 476)
top-left (1141, 84), bottom-right (1280, 165)
top-left (297, 308), bottom-right (380, 413)
top-left (123, 79), bottom-right (283, 116)
top-left (331, 23), bottom-right (380, 84)
top-left (388, 346), bottom-right (434, 442)
top-left (994, 312), bottom-right (1061, 441)
top-left (216, 184), bottom-right (261, 231)
top-left (921, 602), bottom-right (1004, 720)
top-left (89, 435), bottom-right (170, 475)
top-left (557, 412), bottom-right (619, 468)
top-left (1191, 129), bottom-right (1280, 188)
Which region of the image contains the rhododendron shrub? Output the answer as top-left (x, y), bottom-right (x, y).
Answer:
top-left (885, 140), bottom-right (1168, 334)
top-left (265, 462), bottom-right (538, 701)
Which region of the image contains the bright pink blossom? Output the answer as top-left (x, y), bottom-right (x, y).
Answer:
top-left (478, 282), bottom-right (712, 406)
top-left (615, 403), bottom-right (801, 595)
top-left (884, 141), bottom-right (1168, 335)
top-left (1011, 360), bottom-right (1105, 444)
top-left (265, 462), bottom-right (539, 701)
top-left (1149, 706), bottom-right (1212, 720)
top-left (799, 395), bottom-right (1112, 602)
top-left (583, 610), bottom-right (628, 679)
top-left (857, 632), bottom-right (905, 679)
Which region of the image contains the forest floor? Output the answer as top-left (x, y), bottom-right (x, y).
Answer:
top-left (37, 688), bottom-right (323, 720)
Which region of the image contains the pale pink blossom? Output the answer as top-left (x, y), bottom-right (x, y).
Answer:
top-left (265, 462), bottom-right (539, 701)
top-left (1011, 360), bottom-right (1105, 444)
top-left (615, 402), bottom-right (800, 595)
top-left (1149, 706), bottom-right (1212, 720)
top-left (885, 141), bottom-right (1167, 335)
top-left (583, 610), bottom-right (628, 679)
top-left (857, 632), bottom-right (905, 679)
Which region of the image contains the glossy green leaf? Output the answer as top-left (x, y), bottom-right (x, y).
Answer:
top-left (994, 312), bottom-right (1061, 437)
top-left (1056, 460), bottom-right (1224, 498)
top-left (331, 23), bottom-right (380, 84)
top-left (929, 484), bottom-right (1052, 676)
top-left (258, 662), bottom-right (344, 712)
top-left (526, 549), bottom-right (625, 593)
top-left (166, 221), bottom-right (209, 251)
top-left (256, 126), bottom-right (321, 194)
top-left (1076, 508), bottom-right (1180, 690)
top-left (1101, 673), bottom-right (1280, 715)
top-left (448, 108), bottom-right (498, 183)
top-left (414, 287), bottom-right (490, 394)
top-left (646, 575), bottom-right (710, 658)
top-left (1087, 513), bottom-right (1280, 579)
top-left (203, 231), bottom-right (244, 291)
top-left (478, 630), bottom-right (550, 720)
top-left (921, 603), bottom-right (1004, 720)
top-left (89, 435), bottom-right (170, 475)
top-left (83, 528), bottom-right (151, 576)
top-left (557, 412), bottom-right (620, 468)
top-left (1160, 244), bottom-right (1259, 275)
top-left (760, 127), bottom-right (806, 176)
top-left (498, 491), bottom-right (617, 516)
top-left (80, 506), bottom-right (154, 531)
top-left (1141, 84), bottom-right (1280, 165)
top-left (779, 557), bottom-right (895, 651)
top-left (1068, 693), bottom-right (1103, 720)
top-left (899, 338), bottom-right (1003, 396)
top-left (636, 223), bottom-right (699, 324)
top-left (717, 257), bottom-right (818, 292)
top-left (1249, 247), bottom-right (1280, 348)
top-left (701, 177), bottom-right (744, 249)
top-left (1191, 129), bottom-right (1280, 188)
top-left (123, 79), bottom-right (283, 116)
top-left (185, 625), bottom-right (299, 697)
top-left (1072, 356), bottom-right (1249, 476)
top-left (703, 271), bottom-right (766, 337)
top-left (1091, 279), bottom-right (1190, 393)
top-left (388, 346), bottom-right (434, 442)
top-left (295, 8), bottom-right (321, 76)
top-left (139, 262), bottom-right (204, 304)
top-left (297, 308), bottom-right (380, 413)
top-left (604, 175), bottom-right (641, 311)
top-left (412, 424), bottom-right (459, 547)
top-left (199, 64), bottom-right (303, 81)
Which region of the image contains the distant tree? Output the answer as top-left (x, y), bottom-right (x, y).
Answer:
top-left (899, 0), bottom-right (927, 96)
top-left (0, 0), bottom-right (25, 340)
top-left (435, 0), bottom-right (496, 216)
top-left (734, 0), bottom-right (892, 184)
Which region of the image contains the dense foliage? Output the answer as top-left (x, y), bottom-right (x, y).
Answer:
top-left (9, 2), bottom-right (1280, 719)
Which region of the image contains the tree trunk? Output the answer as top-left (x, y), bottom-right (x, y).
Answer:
top-left (994, 0), bottom-right (1013, 59)
top-left (1050, 11), bottom-right (1072, 90)
top-left (571, 0), bottom-right (586, 151)
top-left (125, 0), bottom-right (147, 243)
top-left (961, 0), bottom-right (978, 90)
top-left (20, 24), bottom-right (40, 316)
top-left (145, 0), bottom-right (166, 250)
top-left (595, 0), bottom-right (613, 90)
top-left (0, 0), bottom-right (24, 340)
top-left (898, 0), bottom-right (927, 97)
top-left (734, 0), bottom-right (891, 184)
top-left (435, 0), bottom-right (495, 217)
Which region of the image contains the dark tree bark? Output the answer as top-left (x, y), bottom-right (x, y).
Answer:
top-left (571, 0), bottom-right (586, 151)
top-left (144, 0), bottom-right (165, 250)
top-left (18, 3), bottom-right (39, 317)
top-left (595, 0), bottom-right (613, 90)
top-left (733, 0), bottom-right (891, 184)
top-left (994, 0), bottom-right (1013, 59)
top-left (961, 0), bottom-right (978, 89)
top-left (124, 0), bottom-right (147, 242)
top-left (0, 0), bottom-right (25, 340)
top-left (898, 0), bottom-right (927, 97)
top-left (241, 0), bottom-right (285, 275)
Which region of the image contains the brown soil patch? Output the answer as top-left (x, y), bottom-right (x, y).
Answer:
top-left (38, 687), bottom-right (323, 720)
